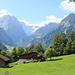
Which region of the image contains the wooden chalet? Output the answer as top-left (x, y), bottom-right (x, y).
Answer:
top-left (19, 52), bottom-right (38, 63)
top-left (0, 54), bottom-right (10, 67)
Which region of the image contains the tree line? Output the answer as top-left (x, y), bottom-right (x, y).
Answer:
top-left (44, 30), bottom-right (75, 60)
top-left (0, 43), bottom-right (44, 62)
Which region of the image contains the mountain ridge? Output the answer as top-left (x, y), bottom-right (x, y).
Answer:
top-left (0, 15), bottom-right (28, 47)
top-left (40, 13), bottom-right (75, 49)
top-left (0, 13), bottom-right (75, 50)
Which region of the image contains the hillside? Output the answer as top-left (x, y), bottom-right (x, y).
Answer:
top-left (27, 23), bottom-right (58, 47)
top-left (18, 13), bottom-right (75, 49)
top-left (0, 28), bottom-right (16, 46)
top-left (5, 44), bottom-right (14, 53)
top-left (0, 42), bottom-right (7, 51)
top-left (0, 54), bottom-right (75, 75)
top-left (30, 22), bottom-right (58, 39)
top-left (0, 41), bottom-right (14, 52)
top-left (20, 22), bottom-right (38, 36)
top-left (16, 20), bottom-right (58, 48)
top-left (40, 13), bottom-right (75, 49)
top-left (27, 13), bottom-right (75, 50)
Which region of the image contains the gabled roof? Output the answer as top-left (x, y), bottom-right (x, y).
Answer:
top-left (0, 54), bottom-right (10, 61)
top-left (19, 52), bottom-right (38, 56)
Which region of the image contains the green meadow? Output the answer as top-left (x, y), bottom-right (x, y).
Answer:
top-left (5, 45), bottom-right (14, 53)
top-left (0, 54), bottom-right (75, 75)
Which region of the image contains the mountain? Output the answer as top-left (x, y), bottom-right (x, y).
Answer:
top-left (16, 22), bottom-right (58, 48)
top-left (56, 13), bottom-right (75, 33)
top-left (0, 27), bottom-right (16, 46)
top-left (0, 15), bottom-right (28, 46)
top-left (27, 22), bottom-right (58, 48)
top-left (20, 22), bottom-right (35, 36)
top-left (30, 23), bottom-right (58, 39)
top-left (40, 13), bottom-right (75, 49)
top-left (20, 22), bottom-right (40, 36)
top-left (0, 13), bottom-right (75, 50)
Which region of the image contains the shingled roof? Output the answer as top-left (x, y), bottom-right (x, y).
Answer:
top-left (0, 54), bottom-right (10, 61)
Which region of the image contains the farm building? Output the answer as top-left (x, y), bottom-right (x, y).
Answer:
top-left (0, 54), bottom-right (10, 67)
top-left (19, 52), bottom-right (38, 63)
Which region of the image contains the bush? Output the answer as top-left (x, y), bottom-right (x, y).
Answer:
top-left (33, 59), bottom-right (38, 62)
top-left (9, 63), bottom-right (14, 67)
top-left (23, 60), bottom-right (26, 64)
top-left (38, 53), bottom-right (46, 61)
top-left (29, 59), bottom-right (34, 63)
top-left (29, 58), bottom-right (38, 63)
top-left (38, 59), bottom-right (42, 62)
top-left (15, 62), bottom-right (18, 65)
top-left (9, 62), bottom-right (18, 67)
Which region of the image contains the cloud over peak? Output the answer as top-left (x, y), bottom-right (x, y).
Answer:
top-left (0, 9), bottom-right (12, 17)
top-left (19, 15), bottom-right (62, 28)
top-left (46, 15), bottom-right (62, 23)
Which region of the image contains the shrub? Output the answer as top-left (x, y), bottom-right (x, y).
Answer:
top-left (29, 59), bottom-right (34, 63)
top-left (23, 60), bottom-right (26, 64)
top-left (33, 59), bottom-right (38, 62)
top-left (29, 58), bottom-right (38, 63)
top-left (15, 62), bottom-right (18, 65)
top-left (38, 53), bottom-right (46, 61)
top-left (26, 61), bottom-right (29, 63)
top-left (38, 59), bottom-right (42, 62)
top-left (9, 63), bottom-right (14, 67)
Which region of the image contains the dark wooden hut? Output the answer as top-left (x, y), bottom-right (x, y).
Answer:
top-left (0, 54), bottom-right (10, 67)
top-left (19, 52), bottom-right (38, 63)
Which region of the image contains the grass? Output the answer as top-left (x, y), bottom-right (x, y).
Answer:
top-left (36, 36), bottom-right (41, 38)
top-left (0, 54), bottom-right (75, 75)
top-left (5, 45), bottom-right (14, 53)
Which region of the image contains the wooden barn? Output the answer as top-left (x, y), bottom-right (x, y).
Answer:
top-left (19, 52), bottom-right (38, 63)
top-left (0, 54), bottom-right (10, 67)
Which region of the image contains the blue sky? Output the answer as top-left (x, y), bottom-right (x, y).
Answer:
top-left (0, 0), bottom-right (75, 27)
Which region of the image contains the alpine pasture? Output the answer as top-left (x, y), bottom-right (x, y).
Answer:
top-left (0, 54), bottom-right (75, 75)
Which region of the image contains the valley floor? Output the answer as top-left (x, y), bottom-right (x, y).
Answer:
top-left (0, 54), bottom-right (75, 75)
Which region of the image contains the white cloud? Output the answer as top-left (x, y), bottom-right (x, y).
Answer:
top-left (28, 15), bottom-right (62, 27)
top-left (60, 0), bottom-right (75, 11)
top-left (29, 22), bottom-right (45, 27)
top-left (46, 15), bottom-right (62, 23)
top-left (18, 19), bottom-right (29, 25)
top-left (32, 27), bottom-right (39, 32)
top-left (18, 19), bottom-right (25, 23)
top-left (0, 9), bottom-right (7, 14)
top-left (19, 15), bottom-right (62, 28)
top-left (19, 19), bottom-right (46, 27)
top-left (0, 9), bottom-right (62, 29)
top-left (0, 9), bottom-right (12, 17)
top-left (20, 15), bottom-right (62, 32)
top-left (63, 14), bottom-right (68, 18)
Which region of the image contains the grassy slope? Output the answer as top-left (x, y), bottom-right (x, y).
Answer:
top-left (0, 54), bottom-right (75, 75)
top-left (5, 45), bottom-right (14, 53)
